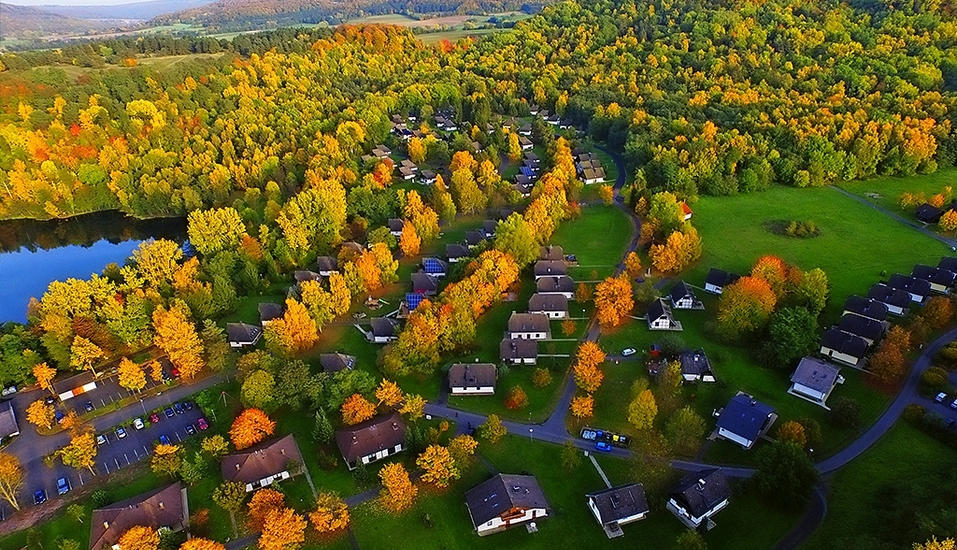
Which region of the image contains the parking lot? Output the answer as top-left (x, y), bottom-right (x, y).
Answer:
top-left (55, 358), bottom-right (175, 420)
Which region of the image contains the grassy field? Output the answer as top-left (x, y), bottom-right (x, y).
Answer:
top-left (802, 421), bottom-right (956, 550)
top-left (839, 168), bottom-right (957, 222)
top-left (551, 204), bottom-right (634, 281)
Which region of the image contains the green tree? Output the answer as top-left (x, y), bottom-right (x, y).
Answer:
top-left (213, 480), bottom-right (247, 514)
top-left (493, 213), bottom-right (539, 268)
top-left (753, 441), bottom-right (818, 511)
top-left (561, 439), bottom-right (582, 469)
top-left (479, 414), bottom-right (507, 444)
top-left (794, 268), bottom-right (829, 315)
top-left (628, 389), bottom-right (658, 430)
top-left (240, 369), bottom-right (276, 411)
top-left (675, 530), bottom-right (708, 550)
top-left (665, 406), bottom-right (707, 455)
top-left (761, 307), bottom-right (819, 369)
top-left (200, 320), bottom-right (233, 372)
top-left (312, 409), bottom-right (334, 444)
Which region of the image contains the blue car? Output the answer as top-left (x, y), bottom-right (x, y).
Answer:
top-left (164, 407), bottom-right (175, 418)
top-left (159, 435), bottom-right (171, 445)
top-left (34, 489), bottom-right (47, 505)
top-left (595, 442), bottom-right (612, 452)
top-left (57, 477), bottom-right (70, 495)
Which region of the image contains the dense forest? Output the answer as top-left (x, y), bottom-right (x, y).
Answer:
top-left (0, 0), bottom-right (955, 222)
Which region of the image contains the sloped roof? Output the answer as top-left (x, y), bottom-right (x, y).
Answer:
top-left (537, 276), bottom-right (576, 293)
top-left (465, 230), bottom-right (485, 245)
top-left (89, 483), bottom-right (185, 550)
top-left (258, 302), bottom-right (283, 323)
top-left (705, 268), bottom-right (740, 288)
top-left (448, 363), bottom-right (497, 389)
top-left (867, 283), bottom-right (911, 308)
top-left (838, 314), bottom-right (886, 341)
top-left (887, 274), bottom-right (931, 297)
top-left (534, 260), bottom-right (568, 278)
top-left (465, 474), bottom-right (550, 528)
top-left (586, 483), bottom-right (649, 524)
top-left (335, 412), bottom-right (406, 463)
top-left (319, 352), bottom-right (356, 373)
top-left (507, 312), bottom-right (550, 333)
top-left (294, 270), bottom-right (321, 283)
top-left (669, 469), bottom-right (730, 519)
top-left (388, 218), bottom-right (405, 232)
top-left (316, 256), bottom-right (338, 273)
top-left (411, 272), bottom-right (439, 293)
top-left (821, 328), bottom-right (868, 359)
top-left (500, 338), bottom-right (538, 360)
top-left (221, 434), bottom-right (304, 484)
top-left (669, 280), bottom-right (695, 303)
top-left (647, 298), bottom-right (672, 321)
top-left (791, 356), bottom-right (841, 393)
top-left (912, 264), bottom-right (956, 287)
top-left (842, 296), bottom-right (888, 321)
top-left (446, 243), bottom-right (470, 259)
top-left (423, 258), bottom-right (448, 274)
top-left (226, 323), bottom-right (262, 345)
top-left (916, 203), bottom-right (943, 222)
top-left (716, 394), bottom-right (775, 443)
top-left (677, 349), bottom-right (713, 377)
top-left (371, 318), bottom-right (398, 337)
top-left (539, 245), bottom-right (564, 261)
top-left (0, 400), bottom-right (19, 439)
top-left (939, 257), bottom-right (957, 273)
top-left (528, 293), bottom-right (568, 313)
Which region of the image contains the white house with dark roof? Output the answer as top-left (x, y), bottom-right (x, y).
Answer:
top-left (319, 352), bottom-right (356, 373)
top-left (714, 393), bottom-right (776, 449)
top-left (465, 474), bottom-right (550, 536)
top-left (539, 245), bottom-right (564, 261)
top-left (387, 218), bottom-right (405, 237)
top-left (335, 412), bottom-right (406, 470)
top-left (537, 276), bottom-right (576, 299)
top-left (887, 274), bottom-right (931, 304)
top-left (837, 313), bottom-right (886, 345)
top-left (534, 260), bottom-right (568, 280)
top-left (820, 328), bottom-right (868, 367)
top-left (669, 281), bottom-right (703, 310)
top-left (666, 469), bottom-right (730, 531)
top-left (221, 434), bottom-right (304, 492)
top-left (677, 349), bottom-right (715, 382)
top-left (316, 256), bottom-right (338, 277)
top-left (370, 318), bottom-right (399, 344)
top-left (912, 264), bottom-right (956, 293)
top-left (89, 483), bottom-right (187, 550)
top-left (867, 283), bottom-right (911, 316)
top-left (528, 293), bottom-right (568, 319)
top-left (258, 303), bottom-right (283, 327)
top-left (704, 268), bottom-right (740, 295)
top-left (448, 363), bottom-right (497, 395)
top-left (788, 356), bottom-right (843, 408)
top-left (0, 400), bottom-right (19, 441)
top-left (842, 296), bottom-right (888, 322)
top-left (586, 483), bottom-right (649, 539)
top-left (227, 323), bottom-right (263, 348)
top-left (411, 272), bottom-right (439, 296)
top-left (647, 298), bottom-right (681, 331)
top-left (446, 243), bottom-right (470, 263)
top-left (939, 257), bottom-right (957, 273)
top-left (500, 338), bottom-right (538, 365)
top-left (507, 312), bottom-right (551, 340)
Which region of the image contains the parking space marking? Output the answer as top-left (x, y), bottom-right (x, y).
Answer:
top-left (78, 473), bottom-right (84, 486)
top-left (133, 448), bottom-right (139, 459)
top-left (103, 463), bottom-right (110, 474)
top-left (114, 457), bottom-right (121, 469)
top-left (175, 432), bottom-right (182, 443)
top-left (124, 454), bottom-right (130, 465)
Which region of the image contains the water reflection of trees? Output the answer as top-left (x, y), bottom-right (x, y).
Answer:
top-left (0, 212), bottom-right (187, 254)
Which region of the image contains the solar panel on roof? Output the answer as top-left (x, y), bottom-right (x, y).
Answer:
top-left (406, 293), bottom-right (423, 310)
top-left (520, 166), bottom-right (535, 177)
top-left (424, 258), bottom-right (441, 272)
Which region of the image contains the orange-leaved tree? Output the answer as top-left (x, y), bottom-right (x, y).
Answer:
top-left (259, 507), bottom-right (307, 550)
top-left (32, 362), bottom-right (57, 396)
top-left (716, 276), bottom-right (777, 340)
top-left (117, 525), bottom-right (159, 550)
top-left (117, 357), bottom-right (147, 393)
top-left (378, 462), bottom-right (417, 513)
top-left (247, 488), bottom-right (285, 531)
top-left (399, 220), bottom-right (421, 257)
top-left (70, 335), bottom-right (104, 377)
top-left (624, 251), bottom-right (643, 278)
top-left (574, 360), bottom-right (604, 393)
top-left (416, 445), bottom-right (460, 488)
top-left (26, 400), bottom-right (55, 430)
top-left (341, 393), bottom-right (376, 425)
top-left (504, 386), bottom-right (528, 410)
top-left (0, 452), bottom-right (24, 510)
top-left (399, 393), bottom-right (426, 421)
top-left (264, 297), bottom-right (319, 354)
top-left (61, 430), bottom-right (97, 475)
top-left (180, 539), bottom-right (226, 550)
top-left (594, 275), bottom-right (634, 329)
top-left (751, 255), bottom-right (789, 298)
top-left (309, 492), bottom-right (350, 534)
top-left (375, 379), bottom-right (404, 408)
top-left (570, 395), bottom-right (594, 419)
top-left (229, 408), bottom-right (276, 450)
top-left (152, 301), bottom-right (205, 380)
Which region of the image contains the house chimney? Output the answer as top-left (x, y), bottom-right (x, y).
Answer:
top-left (235, 464), bottom-right (241, 470)
top-left (697, 479), bottom-right (706, 491)
top-left (158, 501), bottom-right (164, 509)
top-left (103, 521), bottom-right (110, 529)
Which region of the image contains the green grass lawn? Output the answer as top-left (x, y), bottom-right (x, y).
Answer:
top-left (839, 167), bottom-right (957, 225)
top-left (802, 421), bottom-right (956, 550)
top-left (683, 184), bottom-right (951, 323)
top-left (551, 204), bottom-right (633, 278)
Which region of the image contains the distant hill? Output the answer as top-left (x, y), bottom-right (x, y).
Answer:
top-left (152, 0), bottom-right (547, 30)
top-left (0, 3), bottom-right (119, 39)
top-left (38, 0), bottom-right (215, 21)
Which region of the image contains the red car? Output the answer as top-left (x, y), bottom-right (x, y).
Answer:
top-left (197, 418), bottom-right (208, 430)
top-left (150, 413), bottom-right (160, 424)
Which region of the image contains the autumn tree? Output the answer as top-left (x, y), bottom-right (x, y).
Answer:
top-left (399, 220), bottom-right (421, 257)
top-left (624, 251), bottom-right (643, 278)
top-left (117, 525), bottom-right (160, 550)
top-left (628, 389), bottom-right (658, 430)
top-left (561, 318), bottom-right (577, 336)
top-left (776, 421), bottom-right (807, 448)
top-left (561, 439), bottom-right (582, 469)
top-left (33, 362), bottom-right (57, 395)
top-left (187, 207), bottom-right (247, 257)
top-left (716, 276), bottom-right (777, 340)
top-left (309, 492), bottom-right (350, 534)
top-left (570, 395), bottom-right (594, 419)
top-left (117, 357), bottom-right (147, 393)
top-left (532, 368), bottom-right (552, 388)
top-left (341, 393), bottom-right (377, 425)
top-left (152, 302), bottom-right (205, 380)
top-left (247, 488), bottom-right (285, 531)
top-left (151, 443), bottom-right (183, 477)
top-left (259, 508), bottom-right (307, 550)
top-left (504, 385), bottom-right (528, 409)
top-left (201, 435), bottom-right (230, 458)
top-left (574, 360), bottom-right (604, 393)
top-left (665, 406), bottom-right (706, 455)
top-left (133, 239), bottom-right (183, 288)
top-left (648, 191), bottom-right (684, 237)
top-left (378, 462), bottom-right (418, 513)
top-left (923, 296), bottom-right (955, 329)
top-left (417, 445), bottom-right (460, 487)
top-left (751, 255), bottom-right (789, 298)
top-left (479, 414), bottom-right (507, 443)
top-left (70, 335), bottom-right (104, 377)
top-left (241, 370), bottom-right (277, 411)
top-left (148, 360), bottom-right (164, 383)
top-left (493, 213), bottom-right (539, 268)
top-left (408, 137), bottom-right (426, 164)
top-left (61, 431), bottom-right (97, 475)
top-left (213, 480), bottom-right (247, 515)
top-left (575, 282), bottom-right (593, 303)
top-left (594, 275), bottom-right (634, 329)
top-left (598, 184), bottom-right (615, 205)
top-left (448, 434), bottom-right (478, 467)
top-left (0, 452), bottom-right (24, 510)
top-left (450, 168), bottom-right (487, 214)
top-left (649, 227), bottom-right (702, 273)
top-left (399, 393), bottom-right (426, 421)
top-left (180, 539), bottom-right (227, 550)
top-left (794, 268), bottom-right (829, 315)
top-left (375, 379), bottom-right (404, 408)
top-left (26, 400), bottom-right (55, 430)
top-left (915, 538), bottom-right (957, 550)
top-left (868, 340), bottom-right (907, 384)
top-left (940, 211), bottom-right (957, 234)
top-left (229, 408), bottom-right (276, 450)
top-left (264, 297), bottom-right (319, 355)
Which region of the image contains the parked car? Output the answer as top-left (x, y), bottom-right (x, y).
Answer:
top-left (55, 410), bottom-right (65, 423)
top-left (197, 418), bottom-right (209, 431)
top-left (96, 434), bottom-right (107, 445)
top-left (936, 392), bottom-right (948, 403)
top-left (159, 435), bottom-right (171, 445)
top-left (171, 368), bottom-right (180, 378)
top-left (173, 402), bottom-right (184, 415)
top-left (595, 441), bottom-right (612, 452)
top-left (44, 396), bottom-right (56, 405)
top-left (184, 424), bottom-right (196, 436)
top-left (951, 399), bottom-right (957, 411)
top-left (84, 401), bottom-right (94, 412)
top-left (133, 417), bottom-right (145, 430)
top-left (57, 477), bottom-right (70, 495)
top-left (116, 427), bottom-right (127, 439)
top-left (621, 348), bottom-right (637, 357)
top-left (150, 413), bottom-right (161, 424)
top-left (1, 386), bottom-right (17, 397)
top-left (33, 489), bottom-right (46, 505)
top-left (183, 401), bottom-right (193, 411)
top-left (164, 407), bottom-right (175, 418)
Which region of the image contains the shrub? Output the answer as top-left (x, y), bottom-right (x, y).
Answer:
top-left (828, 397), bottom-right (861, 429)
top-left (921, 366), bottom-right (949, 388)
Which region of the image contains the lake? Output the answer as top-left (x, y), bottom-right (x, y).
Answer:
top-left (0, 212), bottom-right (186, 323)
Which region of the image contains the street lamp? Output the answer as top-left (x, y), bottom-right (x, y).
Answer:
top-left (529, 428), bottom-right (533, 442)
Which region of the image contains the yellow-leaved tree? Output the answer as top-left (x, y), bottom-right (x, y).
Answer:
top-left (152, 301), bottom-right (205, 380)
top-left (117, 357), bottom-right (147, 393)
top-left (309, 492), bottom-right (350, 534)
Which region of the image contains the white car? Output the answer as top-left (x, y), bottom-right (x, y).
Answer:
top-left (936, 392), bottom-right (948, 403)
top-left (621, 348), bottom-right (637, 357)
top-left (133, 417), bottom-right (145, 430)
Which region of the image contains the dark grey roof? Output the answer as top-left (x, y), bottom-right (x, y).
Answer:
top-left (316, 256), bottom-right (338, 273)
top-left (867, 283), bottom-right (911, 308)
top-left (716, 394), bottom-right (775, 443)
top-left (465, 474), bottom-right (550, 528)
top-left (507, 312), bottom-right (550, 333)
top-left (294, 270), bottom-right (321, 283)
top-left (939, 257), bottom-right (957, 273)
top-left (483, 220), bottom-right (498, 236)
top-left (0, 400), bottom-right (18, 439)
top-left (226, 323), bottom-right (262, 345)
top-left (537, 276), bottom-right (576, 294)
top-left (335, 412), bottom-right (406, 464)
top-left (446, 243), bottom-right (470, 259)
top-left (669, 281), bottom-right (695, 303)
top-left (669, 469), bottom-right (731, 519)
top-left (465, 230), bottom-right (485, 245)
top-left (820, 328), bottom-right (868, 359)
top-left (647, 298), bottom-right (671, 321)
top-left (528, 293), bottom-right (568, 313)
top-left (319, 352), bottom-right (356, 373)
top-left (411, 272), bottom-right (439, 293)
top-left (534, 260), bottom-right (568, 278)
top-left (586, 483), bottom-right (649, 524)
top-left (221, 434), bottom-right (304, 484)
top-left (912, 264), bottom-right (956, 287)
top-left (258, 302), bottom-right (283, 323)
top-left (705, 268), bottom-right (740, 288)
top-left (500, 338), bottom-right (538, 360)
top-left (790, 356), bottom-right (841, 393)
top-left (678, 349), bottom-right (713, 377)
top-left (371, 318), bottom-right (398, 337)
top-left (539, 245), bottom-right (564, 261)
top-left (842, 296), bottom-right (888, 321)
top-left (423, 258), bottom-right (448, 274)
top-left (449, 363), bottom-right (497, 389)
top-left (388, 218), bottom-right (405, 232)
top-left (887, 274), bottom-right (931, 297)
top-left (916, 203), bottom-right (943, 223)
top-left (838, 314), bottom-right (886, 341)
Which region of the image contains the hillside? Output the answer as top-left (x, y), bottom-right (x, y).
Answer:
top-left (0, 2), bottom-right (119, 39)
top-left (152, 0), bottom-right (548, 29)
top-left (39, 0), bottom-right (215, 21)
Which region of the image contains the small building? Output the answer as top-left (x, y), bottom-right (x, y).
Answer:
top-left (534, 260), bottom-right (568, 280)
top-left (666, 469), bottom-right (731, 531)
top-left (400, 159), bottom-right (417, 171)
top-left (372, 145), bottom-right (391, 159)
top-left (500, 338), bottom-right (538, 365)
top-left (704, 268), bottom-right (741, 295)
top-left (647, 298), bottom-right (681, 331)
top-left (227, 323), bottom-right (263, 348)
top-left (370, 318), bottom-right (399, 344)
top-left (938, 256), bottom-right (957, 273)
top-left (714, 393), bottom-right (776, 449)
top-left (319, 352), bottom-right (356, 373)
top-left (586, 483), bottom-right (650, 539)
top-left (294, 270), bottom-right (321, 284)
top-left (335, 412), bottom-right (407, 470)
top-left (867, 283), bottom-right (911, 316)
top-left (387, 218), bottom-right (405, 237)
top-left (0, 400), bottom-right (19, 440)
top-left (528, 293), bottom-right (569, 319)
top-left (340, 241), bottom-right (364, 260)
top-left (316, 256), bottom-right (339, 277)
top-left (669, 281), bottom-right (703, 310)
top-left (398, 166), bottom-right (416, 180)
top-left (465, 230), bottom-right (485, 249)
top-left (788, 356), bottom-right (843, 408)
top-left (513, 181), bottom-right (534, 197)
top-left (842, 296), bottom-right (888, 322)
top-left (411, 272), bottom-right (439, 296)
top-left (887, 273), bottom-right (931, 304)
top-left (537, 275), bottom-right (576, 299)
top-left (221, 434), bottom-right (304, 492)
top-left (423, 258), bottom-right (448, 278)
top-left (507, 312), bottom-right (552, 340)
top-left (89, 483), bottom-right (187, 550)
top-left (582, 167), bottom-right (606, 184)
top-left (911, 264), bottom-right (956, 293)
top-left (820, 328), bottom-right (868, 367)
top-left (448, 363), bottom-right (497, 395)
top-left (838, 314), bottom-right (886, 345)
top-left (529, 104), bottom-right (540, 115)
top-left (483, 220), bottom-right (498, 238)
top-left (539, 245), bottom-right (564, 261)
top-left (419, 170), bottom-right (437, 186)
top-left (465, 474), bottom-right (550, 536)
top-left (915, 203), bottom-right (943, 224)
top-left (446, 243), bottom-right (470, 263)
top-left (680, 201), bottom-right (693, 221)
top-left (258, 303), bottom-right (283, 327)
top-left (677, 349), bottom-right (715, 382)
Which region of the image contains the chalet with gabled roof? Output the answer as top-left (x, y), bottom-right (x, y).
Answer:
top-left (316, 256), bottom-right (338, 277)
top-left (539, 245), bottom-right (564, 261)
top-left (500, 338), bottom-right (538, 365)
top-left (411, 272), bottom-right (439, 296)
top-left (294, 270), bottom-right (321, 284)
top-left (465, 230), bottom-right (485, 249)
top-left (537, 275), bottom-right (576, 299)
top-left (867, 283), bottom-right (911, 316)
top-left (820, 328), bottom-right (868, 367)
top-left (534, 260), bottom-right (568, 280)
top-left (258, 303), bottom-right (283, 327)
top-left (507, 312), bottom-right (551, 340)
top-left (335, 412), bottom-right (406, 470)
top-left (465, 474), bottom-right (550, 536)
top-left (586, 483), bottom-right (649, 539)
top-left (370, 318), bottom-right (399, 344)
top-left (704, 268), bottom-right (740, 295)
top-left (669, 281), bottom-right (703, 310)
top-left (887, 274), bottom-right (931, 304)
top-left (528, 293), bottom-right (568, 319)
top-left (647, 298), bottom-right (681, 331)
top-left (838, 314), bottom-right (886, 345)
top-left (915, 203), bottom-right (943, 224)
top-left (842, 296), bottom-right (888, 322)
top-left (714, 393), bottom-right (776, 449)
top-left (387, 218), bottom-right (405, 237)
top-left (227, 323), bottom-right (262, 348)
top-left (483, 220), bottom-right (498, 238)
top-left (677, 349), bottom-right (715, 382)
top-left (448, 363), bottom-right (497, 395)
top-left (319, 352), bottom-right (356, 373)
top-left (423, 258), bottom-right (448, 278)
top-left (446, 243), bottom-right (470, 263)
top-left (666, 469), bottom-right (730, 531)
top-left (939, 257), bottom-right (957, 273)
top-left (221, 434), bottom-right (304, 492)
top-left (912, 264), bottom-right (956, 293)
top-left (89, 483), bottom-right (187, 550)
